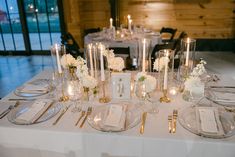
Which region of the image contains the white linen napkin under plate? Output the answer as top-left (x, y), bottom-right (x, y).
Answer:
top-left (196, 107), bottom-right (224, 136)
top-left (20, 84), bottom-right (49, 94)
top-left (103, 104), bottom-right (127, 131)
top-left (16, 99), bottom-right (53, 123)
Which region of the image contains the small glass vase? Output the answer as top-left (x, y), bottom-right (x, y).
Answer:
top-left (182, 79), bottom-right (205, 102)
top-left (83, 87), bottom-right (90, 102)
top-left (63, 67), bottom-right (82, 101)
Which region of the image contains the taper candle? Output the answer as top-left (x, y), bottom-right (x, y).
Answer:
top-left (100, 44), bottom-right (105, 81)
top-left (185, 38), bottom-right (190, 66)
top-left (163, 51), bottom-right (168, 90)
top-left (55, 44), bottom-right (62, 74)
top-left (142, 39), bottom-right (146, 72)
top-left (88, 44), bottom-right (94, 77)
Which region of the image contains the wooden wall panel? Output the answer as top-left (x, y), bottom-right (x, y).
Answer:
top-left (63, 0), bottom-right (234, 47)
top-left (120, 0), bottom-right (235, 39)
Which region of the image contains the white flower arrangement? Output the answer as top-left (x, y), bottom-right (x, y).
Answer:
top-left (135, 72), bottom-right (156, 93)
top-left (103, 49), bottom-right (115, 59)
top-left (103, 49), bottom-right (125, 71)
top-left (108, 57), bottom-right (125, 72)
top-left (61, 54), bottom-right (79, 68)
top-left (75, 56), bottom-right (97, 89)
top-left (80, 74), bottom-right (97, 89)
top-left (153, 56), bottom-right (170, 71)
top-left (76, 56), bottom-right (89, 79)
top-left (184, 60), bottom-right (207, 93)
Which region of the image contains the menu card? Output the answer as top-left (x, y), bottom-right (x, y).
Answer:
top-left (16, 99), bottom-right (53, 122)
top-left (104, 105), bottom-right (127, 129)
top-left (198, 108), bottom-right (218, 133)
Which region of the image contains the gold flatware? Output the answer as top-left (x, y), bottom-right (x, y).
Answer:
top-left (79, 107), bottom-right (92, 128)
top-left (53, 105), bottom-right (70, 125)
top-left (75, 110), bottom-right (85, 126)
top-left (168, 115), bottom-right (172, 133)
top-left (32, 101), bottom-right (54, 123)
top-left (0, 101), bottom-right (20, 119)
top-left (140, 112), bottom-right (147, 134)
top-left (172, 110), bottom-right (178, 133)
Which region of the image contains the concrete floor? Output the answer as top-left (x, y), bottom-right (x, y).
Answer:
top-left (0, 51), bottom-right (234, 98)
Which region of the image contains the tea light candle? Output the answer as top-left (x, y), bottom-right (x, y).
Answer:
top-left (169, 87), bottom-right (178, 96)
top-left (88, 44), bottom-right (94, 77)
top-left (100, 44), bottom-right (105, 81)
top-left (110, 18), bottom-right (113, 29)
top-left (55, 44), bottom-right (62, 74)
top-left (142, 39), bottom-right (146, 72)
top-left (185, 38), bottom-right (190, 66)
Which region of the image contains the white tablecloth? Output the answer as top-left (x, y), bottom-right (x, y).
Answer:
top-left (84, 31), bottom-right (162, 59)
top-left (0, 70), bottom-right (235, 157)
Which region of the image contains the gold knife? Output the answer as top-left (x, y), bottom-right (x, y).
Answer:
top-left (168, 115), bottom-right (172, 133)
top-left (32, 101), bottom-right (54, 123)
top-left (172, 110), bottom-right (178, 133)
top-left (53, 105), bottom-right (70, 125)
top-left (140, 112), bottom-right (147, 134)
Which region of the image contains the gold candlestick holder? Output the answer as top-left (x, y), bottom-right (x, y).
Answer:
top-left (58, 73), bottom-right (69, 102)
top-left (99, 81), bottom-right (110, 103)
top-left (160, 89), bottom-right (171, 103)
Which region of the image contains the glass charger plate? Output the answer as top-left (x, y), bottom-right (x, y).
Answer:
top-left (87, 103), bottom-right (141, 132)
top-left (205, 86), bottom-right (235, 106)
top-left (178, 105), bottom-right (235, 139)
top-left (8, 102), bottom-right (61, 125)
top-left (14, 79), bottom-right (52, 97)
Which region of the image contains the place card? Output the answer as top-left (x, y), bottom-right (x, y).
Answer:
top-left (111, 72), bottom-right (131, 100)
top-left (16, 99), bottom-right (52, 122)
top-left (104, 105), bottom-right (126, 129)
top-left (198, 108), bottom-right (218, 133)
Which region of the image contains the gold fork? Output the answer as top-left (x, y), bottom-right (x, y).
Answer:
top-left (172, 110), bottom-right (178, 133)
top-left (79, 107), bottom-right (92, 128)
top-left (75, 110), bottom-right (86, 126)
top-left (168, 115), bottom-right (172, 133)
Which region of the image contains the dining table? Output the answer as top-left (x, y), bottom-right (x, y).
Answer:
top-left (84, 28), bottom-right (162, 59)
top-left (0, 69), bottom-right (235, 157)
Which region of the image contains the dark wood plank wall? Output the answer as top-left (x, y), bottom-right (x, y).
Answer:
top-left (63, 0), bottom-right (235, 47)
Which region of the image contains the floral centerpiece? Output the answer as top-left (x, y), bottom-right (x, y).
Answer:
top-left (103, 49), bottom-right (125, 72)
top-left (183, 60), bottom-right (207, 101)
top-left (135, 72), bottom-right (156, 99)
top-left (75, 56), bottom-right (98, 100)
top-left (153, 56), bottom-right (170, 71)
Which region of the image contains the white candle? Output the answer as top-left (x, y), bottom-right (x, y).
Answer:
top-left (142, 39), bottom-right (146, 72)
top-left (163, 51), bottom-right (168, 90)
top-left (55, 44), bottom-right (62, 74)
top-left (185, 38), bottom-right (190, 66)
top-left (128, 19), bottom-right (132, 31)
top-left (88, 44), bottom-right (94, 77)
top-left (110, 18), bottom-right (113, 29)
top-left (93, 45), bottom-right (97, 78)
top-left (100, 44), bottom-right (105, 81)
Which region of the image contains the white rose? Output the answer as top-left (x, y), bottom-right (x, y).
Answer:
top-left (153, 56), bottom-right (169, 71)
top-left (135, 72), bottom-right (156, 93)
top-left (108, 57), bottom-right (125, 71)
top-left (80, 74), bottom-right (97, 89)
top-left (61, 54), bottom-right (78, 68)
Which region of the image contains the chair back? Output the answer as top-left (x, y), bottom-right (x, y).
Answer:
top-left (160, 27), bottom-right (177, 42)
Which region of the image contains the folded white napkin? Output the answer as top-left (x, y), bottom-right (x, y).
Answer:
top-left (198, 108), bottom-right (218, 133)
top-left (20, 84), bottom-right (49, 94)
top-left (16, 99), bottom-right (53, 123)
top-left (103, 105), bottom-right (127, 130)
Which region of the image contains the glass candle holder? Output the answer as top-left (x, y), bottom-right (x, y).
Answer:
top-left (138, 38), bottom-right (151, 72)
top-left (179, 38), bottom-right (196, 80)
